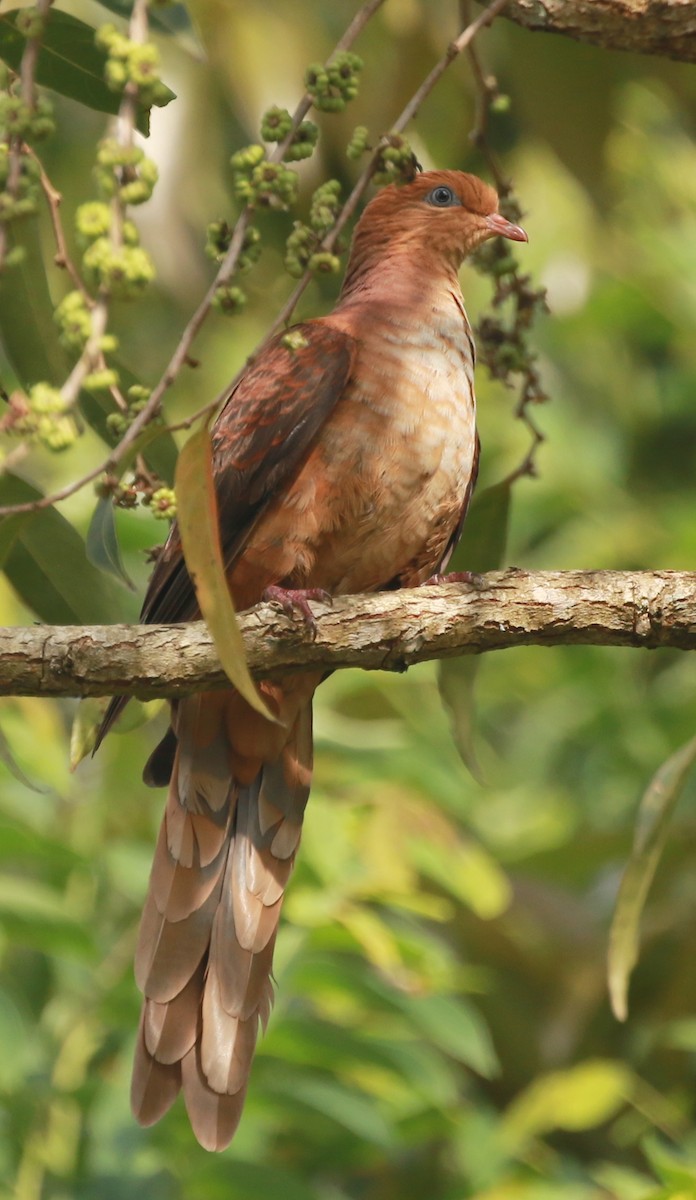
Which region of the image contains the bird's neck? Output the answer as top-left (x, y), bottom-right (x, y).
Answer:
top-left (337, 249), bottom-right (469, 333)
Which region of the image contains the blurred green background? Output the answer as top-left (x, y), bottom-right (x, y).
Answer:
top-left (2, 1), bottom-right (696, 1197)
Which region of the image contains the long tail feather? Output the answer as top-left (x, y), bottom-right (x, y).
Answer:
top-left (131, 694), bottom-right (312, 1150)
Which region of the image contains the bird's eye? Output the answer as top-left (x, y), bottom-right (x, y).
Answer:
top-left (425, 185), bottom-right (460, 208)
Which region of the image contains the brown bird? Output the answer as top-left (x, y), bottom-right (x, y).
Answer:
top-left (105, 170), bottom-right (526, 1150)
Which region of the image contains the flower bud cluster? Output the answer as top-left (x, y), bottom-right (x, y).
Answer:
top-left (95, 23), bottom-right (171, 107)
top-left (305, 52), bottom-right (363, 113)
top-left (94, 139), bottom-right (158, 206)
top-left (99, 472), bottom-right (176, 519)
top-left (105, 385), bottom-right (153, 437)
top-left (0, 384), bottom-right (79, 451)
top-left (77, 183), bottom-right (155, 299)
top-left (0, 141), bottom-right (41, 229)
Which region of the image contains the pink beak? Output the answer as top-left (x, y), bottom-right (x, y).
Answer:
top-left (484, 212), bottom-right (528, 242)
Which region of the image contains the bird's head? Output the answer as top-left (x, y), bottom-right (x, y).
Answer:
top-left (342, 170), bottom-right (527, 295)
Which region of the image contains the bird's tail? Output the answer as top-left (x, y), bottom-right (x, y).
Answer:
top-left (131, 682), bottom-right (314, 1150)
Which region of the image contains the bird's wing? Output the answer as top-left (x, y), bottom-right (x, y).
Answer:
top-left (95, 321), bottom-right (355, 749)
top-left (142, 320), bottom-right (356, 625)
top-left (438, 431), bottom-right (481, 573)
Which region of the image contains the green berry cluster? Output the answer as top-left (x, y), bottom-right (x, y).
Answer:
top-left (0, 91), bottom-right (54, 142)
top-left (14, 6), bottom-right (47, 39)
top-left (205, 220), bottom-right (261, 272)
top-left (0, 141), bottom-right (41, 228)
top-left (284, 180), bottom-right (343, 278)
top-left (94, 139), bottom-right (158, 206)
top-left (231, 150), bottom-right (298, 209)
top-left (261, 108), bottom-right (319, 162)
top-left (347, 124), bottom-right (370, 161)
top-left (213, 284), bottom-right (246, 315)
top-left (305, 52), bottom-right (363, 113)
top-left (105, 385), bottom-right (152, 437)
top-left (1, 384), bottom-right (79, 451)
top-left (82, 236), bottom-right (155, 299)
top-left (95, 24), bottom-right (171, 107)
top-left (372, 135), bottom-right (419, 186)
top-left (77, 176), bottom-right (155, 299)
top-left (309, 179), bottom-right (341, 234)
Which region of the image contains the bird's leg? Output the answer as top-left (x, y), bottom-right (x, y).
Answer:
top-left (423, 571), bottom-right (488, 589)
top-left (262, 585), bottom-right (333, 636)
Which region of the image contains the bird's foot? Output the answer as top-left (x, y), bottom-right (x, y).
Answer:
top-left (423, 570), bottom-right (487, 590)
top-left (262, 586), bottom-right (332, 636)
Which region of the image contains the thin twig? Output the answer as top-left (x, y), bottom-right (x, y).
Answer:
top-left (0, 0), bottom-right (53, 270)
top-left (28, 149), bottom-right (92, 297)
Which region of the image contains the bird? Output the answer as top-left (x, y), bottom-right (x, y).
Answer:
top-left (103, 169), bottom-right (527, 1151)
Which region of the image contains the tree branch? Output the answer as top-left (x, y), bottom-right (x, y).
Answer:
top-left (494, 0), bottom-right (696, 64)
top-left (2, 569), bottom-right (696, 699)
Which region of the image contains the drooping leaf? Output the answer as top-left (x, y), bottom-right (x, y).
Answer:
top-left (174, 424), bottom-right (274, 721)
top-left (438, 479), bottom-right (512, 778)
top-left (0, 220), bottom-right (69, 387)
top-left (0, 718), bottom-right (46, 792)
top-left (0, 10), bottom-right (175, 136)
top-left (70, 697), bottom-right (110, 769)
top-left (86, 496), bottom-right (135, 589)
top-left (0, 474), bottom-right (123, 624)
top-left (608, 734), bottom-right (696, 1021)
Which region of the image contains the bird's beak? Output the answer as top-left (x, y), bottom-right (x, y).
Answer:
top-left (484, 212), bottom-right (528, 242)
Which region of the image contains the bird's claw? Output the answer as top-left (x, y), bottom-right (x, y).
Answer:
top-left (423, 570), bottom-right (488, 590)
top-left (262, 585), bottom-right (332, 637)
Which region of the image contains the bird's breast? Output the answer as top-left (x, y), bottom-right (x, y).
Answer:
top-left (231, 305), bottom-right (479, 603)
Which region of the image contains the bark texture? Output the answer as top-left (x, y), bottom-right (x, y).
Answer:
top-left (495, 0), bottom-right (696, 63)
top-left (1, 569), bottom-right (695, 698)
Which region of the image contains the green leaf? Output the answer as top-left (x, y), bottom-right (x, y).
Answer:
top-left (269, 1074), bottom-right (395, 1147)
top-left (86, 496), bottom-right (135, 589)
top-left (0, 10), bottom-right (175, 136)
top-left (608, 734), bottom-right (696, 1021)
top-left (0, 719), bottom-right (46, 792)
top-left (0, 219), bottom-right (69, 387)
top-left (0, 474), bottom-right (123, 623)
top-left (406, 993), bottom-right (499, 1078)
top-left (0, 873), bottom-right (95, 958)
top-left (438, 480), bottom-right (512, 779)
top-left (175, 424), bottom-right (274, 722)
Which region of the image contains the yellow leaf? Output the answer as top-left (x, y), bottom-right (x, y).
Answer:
top-left (608, 734), bottom-right (696, 1021)
top-left (501, 1059), bottom-right (632, 1151)
top-left (174, 424), bottom-right (274, 722)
